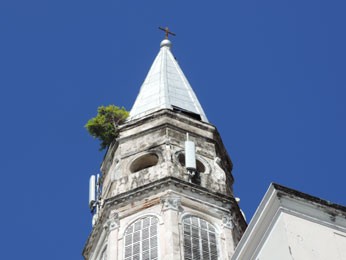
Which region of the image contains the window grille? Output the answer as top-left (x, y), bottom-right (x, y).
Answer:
top-left (124, 216), bottom-right (159, 260)
top-left (183, 216), bottom-right (218, 260)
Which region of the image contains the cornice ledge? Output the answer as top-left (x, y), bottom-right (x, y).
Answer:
top-left (105, 176), bottom-right (236, 208)
top-left (121, 109), bottom-right (214, 132)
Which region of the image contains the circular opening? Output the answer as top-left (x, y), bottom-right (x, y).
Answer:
top-left (196, 160), bottom-right (206, 173)
top-left (178, 153), bottom-right (205, 173)
top-left (130, 153), bottom-right (159, 173)
top-left (178, 153), bottom-right (185, 166)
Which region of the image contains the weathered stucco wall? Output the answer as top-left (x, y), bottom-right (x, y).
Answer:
top-left (83, 110), bottom-right (245, 260)
top-left (101, 110), bottom-right (233, 201)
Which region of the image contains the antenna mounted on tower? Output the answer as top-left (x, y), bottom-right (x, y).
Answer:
top-left (89, 175), bottom-right (96, 209)
top-left (185, 133), bottom-right (196, 171)
top-left (88, 173), bottom-right (102, 226)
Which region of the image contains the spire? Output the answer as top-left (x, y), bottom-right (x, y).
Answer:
top-left (129, 38), bottom-right (209, 122)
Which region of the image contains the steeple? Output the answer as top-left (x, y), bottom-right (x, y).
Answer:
top-left (129, 38), bottom-right (208, 122)
top-left (83, 35), bottom-right (246, 260)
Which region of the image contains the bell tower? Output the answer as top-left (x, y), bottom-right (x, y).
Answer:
top-left (83, 36), bottom-right (247, 260)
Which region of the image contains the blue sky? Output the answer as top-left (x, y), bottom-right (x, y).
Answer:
top-left (1, 0), bottom-right (345, 259)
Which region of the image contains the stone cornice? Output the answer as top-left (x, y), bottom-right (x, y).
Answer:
top-left (83, 176), bottom-right (246, 259)
top-left (122, 109), bottom-right (213, 133)
top-left (105, 177), bottom-right (231, 207)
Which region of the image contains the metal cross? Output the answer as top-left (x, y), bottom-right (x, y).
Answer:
top-left (158, 27), bottom-right (176, 39)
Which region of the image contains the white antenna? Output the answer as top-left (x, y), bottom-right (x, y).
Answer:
top-left (96, 174), bottom-right (101, 199)
top-left (89, 173), bottom-right (103, 226)
top-left (89, 175), bottom-right (96, 209)
top-left (185, 133), bottom-right (196, 171)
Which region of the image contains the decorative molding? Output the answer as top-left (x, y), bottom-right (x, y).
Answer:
top-left (222, 213), bottom-right (234, 229)
top-left (161, 196), bottom-right (182, 211)
top-left (104, 210), bottom-right (120, 231)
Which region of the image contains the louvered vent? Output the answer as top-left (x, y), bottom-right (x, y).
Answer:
top-left (183, 216), bottom-right (218, 260)
top-left (124, 216), bottom-right (159, 260)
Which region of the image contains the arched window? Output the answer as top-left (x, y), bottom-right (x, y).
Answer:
top-left (124, 216), bottom-right (159, 260)
top-left (183, 216), bottom-right (218, 260)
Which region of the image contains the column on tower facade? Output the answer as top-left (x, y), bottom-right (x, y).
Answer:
top-left (160, 195), bottom-right (182, 259)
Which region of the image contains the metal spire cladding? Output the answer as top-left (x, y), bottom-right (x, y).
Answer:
top-left (129, 39), bottom-right (208, 122)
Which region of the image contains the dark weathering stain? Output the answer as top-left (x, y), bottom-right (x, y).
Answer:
top-left (288, 246), bottom-right (294, 259)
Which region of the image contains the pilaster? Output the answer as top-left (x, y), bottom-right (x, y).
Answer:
top-left (160, 195), bottom-right (182, 260)
top-left (105, 210), bottom-right (120, 260)
top-left (221, 213), bottom-right (236, 259)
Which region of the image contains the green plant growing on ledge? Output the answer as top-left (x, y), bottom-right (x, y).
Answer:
top-left (85, 105), bottom-right (129, 150)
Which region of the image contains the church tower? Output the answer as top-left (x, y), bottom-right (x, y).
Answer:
top-left (83, 35), bottom-right (247, 260)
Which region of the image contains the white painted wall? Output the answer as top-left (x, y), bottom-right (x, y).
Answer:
top-left (255, 212), bottom-right (346, 260)
top-left (254, 214), bottom-right (292, 260)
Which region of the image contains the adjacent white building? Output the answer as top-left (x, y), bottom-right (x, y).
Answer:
top-left (232, 183), bottom-right (346, 260)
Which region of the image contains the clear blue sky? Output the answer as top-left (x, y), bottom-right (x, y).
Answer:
top-left (1, 1), bottom-right (345, 259)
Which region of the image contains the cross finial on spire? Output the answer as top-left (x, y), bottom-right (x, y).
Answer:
top-left (158, 26), bottom-right (176, 39)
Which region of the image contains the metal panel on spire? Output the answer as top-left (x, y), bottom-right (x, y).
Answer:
top-left (129, 37), bottom-right (208, 122)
